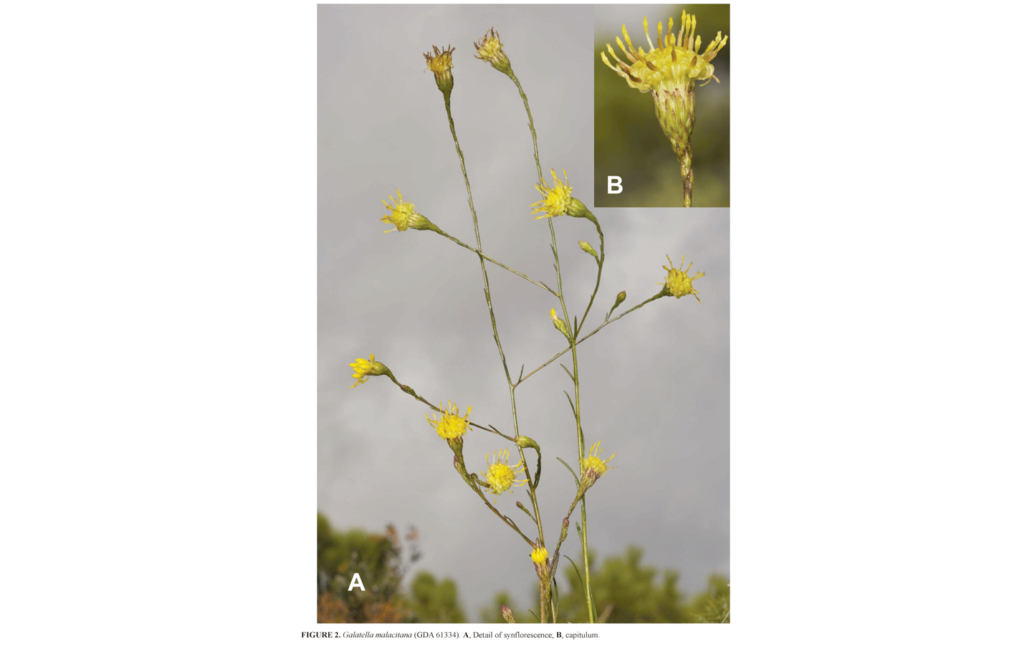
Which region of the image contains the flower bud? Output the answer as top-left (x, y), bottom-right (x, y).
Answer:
top-left (515, 435), bottom-right (540, 451)
top-left (501, 605), bottom-right (516, 624)
top-left (550, 308), bottom-right (569, 339)
top-left (578, 241), bottom-right (598, 260)
top-left (614, 291), bottom-right (627, 308)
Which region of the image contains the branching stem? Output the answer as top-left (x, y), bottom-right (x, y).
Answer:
top-left (443, 94), bottom-right (549, 621)
top-left (433, 229), bottom-right (558, 297)
top-left (518, 292), bottom-right (665, 387)
top-left (508, 68), bottom-right (597, 622)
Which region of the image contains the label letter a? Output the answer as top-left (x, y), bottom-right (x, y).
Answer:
top-left (348, 572), bottom-right (366, 591)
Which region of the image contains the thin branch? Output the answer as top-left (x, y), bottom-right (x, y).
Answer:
top-left (517, 292), bottom-right (665, 387)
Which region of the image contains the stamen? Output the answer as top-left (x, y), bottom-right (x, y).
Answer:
top-left (616, 37), bottom-right (638, 62)
top-left (622, 24), bottom-right (634, 51)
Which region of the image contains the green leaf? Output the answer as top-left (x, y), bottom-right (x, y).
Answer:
top-left (556, 457), bottom-right (580, 488)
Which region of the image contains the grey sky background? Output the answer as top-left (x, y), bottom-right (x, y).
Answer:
top-left (318, 4), bottom-right (728, 619)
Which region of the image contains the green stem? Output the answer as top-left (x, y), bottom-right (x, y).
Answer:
top-left (576, 217), bottom-right (605, 338)
top-left (385, 373), bottom-right (515, 441)
top-left (433, 229), bottom-right (557, 296)
top-left (453, 460), bottom-right (536, 548)
top-left (579, 497), bottom-right (593, 621)
top-left (508, 72), bottom-right (542, 182)
top-left (508, 67), bottom-right (595, 623)
top-left (518, 292), bottom-right (665, 386)
top-left (441, 94), bottom-right (549, 591)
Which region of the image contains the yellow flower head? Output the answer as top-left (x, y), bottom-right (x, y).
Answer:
top-left (380, 189), bottom-right (436, 233)
top-left (530, 544), bottom-right (550, 581)
top-left (479, 449), bottom-right (528, 502)
top-left (659, 254), bottom-right (705, 301)
top-left (531, 169), bottom-right (574, 219)
top-left (601, 11), bottom-right (728, 95)
top-left (580, 440), bottom-right (616, 487)
top-left (424, 45), bottom-right (455, 97)
top-left (474, 27), bottom-right (512, 74)
top-left (349, 354), bottom-right (390, 388)
top-left (425, 401), bottom-right (472, 440)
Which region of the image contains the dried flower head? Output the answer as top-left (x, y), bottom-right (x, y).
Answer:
top-left (474, 28), bottom-right (512, 75)
top-left (580, 440), bottom-right (616, 488)
top-left (659, 254), bottom-right (705, 301)
top-left (425, 401), bottom-right (472, 440)
top-left (480, 449), bottom-right (529, 502)
top-left (379, 189), bottom-right (437, 233)
top-left (424, 45), bottom-right (455, 97)
top-left (349, 354), bottom-right (389, 388)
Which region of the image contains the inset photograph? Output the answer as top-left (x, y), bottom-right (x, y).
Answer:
top-left (594, 5), bottom-right (730, 208)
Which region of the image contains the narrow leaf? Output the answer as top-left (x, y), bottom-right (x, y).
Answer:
top-left (564, 391), bottom-right (577, 419)
top-left (555, 456), bottom-right (580, 488)
top-left (564, 555), bottom-right (586, 596)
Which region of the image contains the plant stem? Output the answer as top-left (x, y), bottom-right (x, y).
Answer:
top-left (433, 229), bottom-right (558, 296)
top-left (442, 94), bottom-right (549, 621)
top-left (518, 292), bottom-right (665, 386)
top-left (465, 472), bottom-right (537, 547)
top-left (508, 68), bottom-right (596, 623)
top-left (385, 373), bottom-right (515, 441)
top-left (576, 218), bottom-right (605, 337)
top-left (678, 145), bottom-right (693, 207)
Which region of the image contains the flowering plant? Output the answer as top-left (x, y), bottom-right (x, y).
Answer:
top-left (346, 27), bottom-right (709, 623)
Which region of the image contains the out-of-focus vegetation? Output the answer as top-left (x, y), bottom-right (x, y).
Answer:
top-left (319, 514), bottom-right (727, 624)
top-left (317, 513), bottom-right (466, 623)
top-left (482, 547), bottom-right (729, 624)
top-left (594, 4), bottom-right (730, 208)
top-left (410, 572), bottom-right (467, 623)
top-left (478, 592), bottom-right (518, 623)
